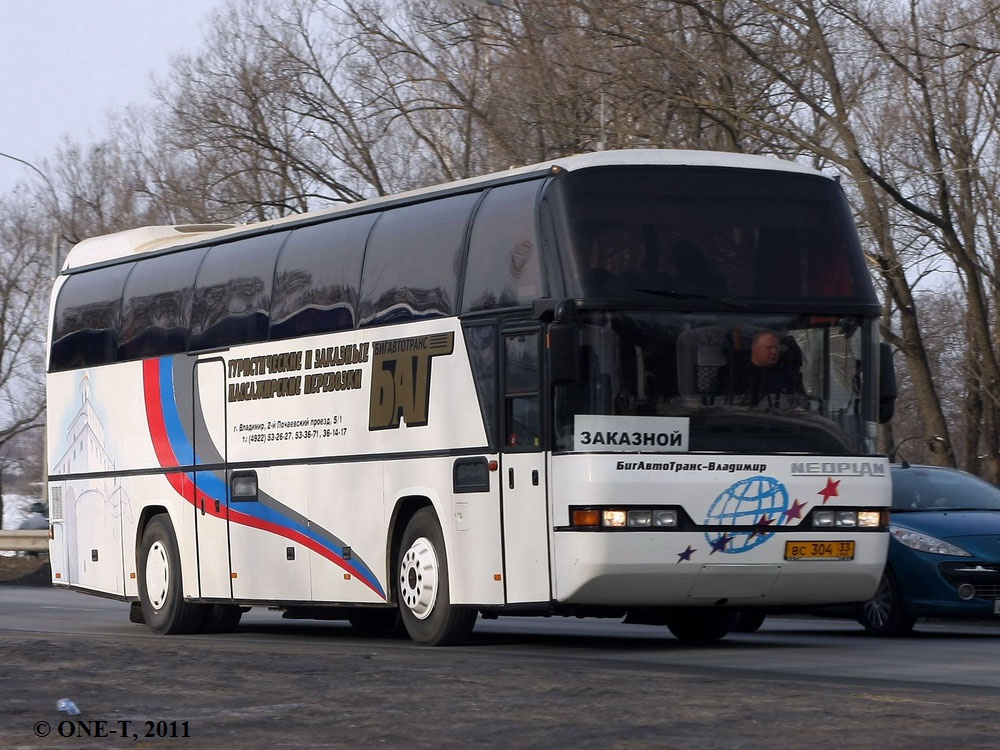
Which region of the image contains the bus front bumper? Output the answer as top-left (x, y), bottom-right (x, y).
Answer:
top-left (552, 529), bottom-right (887, 607)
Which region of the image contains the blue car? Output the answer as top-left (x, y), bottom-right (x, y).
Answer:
top-left (858, 464), bottom-right (1000, 635)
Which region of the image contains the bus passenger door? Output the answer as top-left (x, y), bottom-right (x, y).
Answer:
top-left (500, 330), bottom-right (552, 603)
top-left (192, 358), bottom-right (232, 599)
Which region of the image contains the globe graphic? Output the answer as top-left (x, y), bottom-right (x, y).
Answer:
top-left (704, 476), bottom-right (790, 554)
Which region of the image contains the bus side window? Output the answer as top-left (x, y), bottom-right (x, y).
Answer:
top-left (190, 233), bottom-right (286, 351)
top-left (359, 194), bottom-right (477, 327)
top-left (504, 332), bottom-right (541, 450)
top-left (462, 181), bottom-right (544, 312)
top-left (118, 249), bottom-right (205, 361)
top-left (50, 262), bottom-right (132, 371)
top-left (464, 324), bottom-right (498, 448)
top-left (270, 214), bottom-right (373, 339)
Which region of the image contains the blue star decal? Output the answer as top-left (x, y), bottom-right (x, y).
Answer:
top-left (710, 533), bottom-right (731, 554)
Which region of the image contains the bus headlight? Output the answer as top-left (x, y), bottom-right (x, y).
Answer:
top-left (811, 509), bottom-right (884, 528)
top-left (602, 510), bottom-right (628, 527)
top-left (652, 509), bottom-right (678, 527)
top-left (856, 511), bottom-right (882, 528)
top-left (627, 510), bottom-right (652, 527)
top-left (624, 509), bottom-right (676, 527)
top-left (571, 507), bottom-right (680, 529)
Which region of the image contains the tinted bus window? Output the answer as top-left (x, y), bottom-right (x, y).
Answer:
top-left (557, 166), bottom-right (874, 304)
top-left (462, 181), bottom-right (544, 313)
top-left (190, 233), bottom-right (287, 351)
top-left (270, 214), bottom-right (374, 339)
top-left (464, 323), bottom-right (498, 445)
top-left (118, 248), bottom-right (206, 360)
top-left (359, 194), bottom-right (478, 327)
top-left (50, 262), bottom-right (133, 371)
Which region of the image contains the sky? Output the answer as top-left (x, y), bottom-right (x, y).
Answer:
top-left (0, 1), bottom-right (220, 195)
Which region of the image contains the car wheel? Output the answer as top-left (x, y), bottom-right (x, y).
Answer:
top-left (857, 568), bottom-right (916, 636)
top-left (396, 508), bottom-right (476, 646)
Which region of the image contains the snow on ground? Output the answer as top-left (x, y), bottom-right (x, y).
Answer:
top-left (2, 494), bottom-right (33, 530)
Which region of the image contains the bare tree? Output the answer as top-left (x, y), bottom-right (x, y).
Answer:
top-left (569, 0), bottom-right (1000, 475)
top-left (0, 195), bottom-right (52, 472)
top-left (12, 0), bottom-right (1000, 486)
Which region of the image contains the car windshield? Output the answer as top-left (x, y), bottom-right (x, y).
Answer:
top-left (891, 467), bottom-right (1000, 511)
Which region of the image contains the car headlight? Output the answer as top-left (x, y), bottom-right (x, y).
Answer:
top-left (889, 525), bottom-right (972, 556)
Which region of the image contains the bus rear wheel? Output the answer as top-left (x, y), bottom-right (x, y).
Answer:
top-left (396, 508), bottom-right (476, 646)
top-left (138, 515), bottom-right (205, 634)
top-left (665, 608), bottom-right (736, 642)
top-left (201, 604), bottom-right (245, 633)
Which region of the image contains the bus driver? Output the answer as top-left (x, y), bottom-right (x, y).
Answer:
top-left (725, 329), bottom-right (805, 407)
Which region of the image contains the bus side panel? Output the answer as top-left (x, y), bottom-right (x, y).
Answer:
top-left (383, 455), bottom-right (505, 607)
top-left (224, 322), bottom-right (487, 466)
top-left (219, 320), bottom-right (495, 606)
top-left (228, 465), bottom-right (311, 601)
top-left (46, 367), bottom-right (141, 596)
top-left (47, 363), bottom-right (197, 599)
top-left (45, 476), bottom-right (125, 595)
top-left (118, 474), bottom-right (198, 602)
top-left (299, 461), bottom-right (388, 604)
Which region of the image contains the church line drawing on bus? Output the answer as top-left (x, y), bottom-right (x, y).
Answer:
top-left (46, 148), bottom-right (897, 645)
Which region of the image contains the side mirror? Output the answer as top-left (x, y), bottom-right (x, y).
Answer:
top-left (878, 342), bottom-right (897, 424)
top-left (548, 323), bottom-right (579, 384)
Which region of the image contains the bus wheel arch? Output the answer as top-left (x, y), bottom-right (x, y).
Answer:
top-left (137, 513), bottom-right (205, 634)
top-left (393, 504), bottom-right (476, 646)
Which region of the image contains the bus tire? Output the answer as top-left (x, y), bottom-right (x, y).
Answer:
top-left (731, 610), bottom-right (767, 633)
top-left (138, 515), bottom-right (204, 634)
top-left (347, 607), bottom-right (403, 636)
top-left (396, 508), bottom-right (476, 646)
top-left (201, 604), bottom-right (244, 634)
top-left (665, 608), bottom-right (735, 642)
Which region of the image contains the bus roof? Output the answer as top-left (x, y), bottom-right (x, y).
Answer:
top-left (61, 149), bottom-right (831, 272)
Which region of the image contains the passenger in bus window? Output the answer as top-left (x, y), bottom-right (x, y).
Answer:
top-left (724, 329), bottom-right (805, 408)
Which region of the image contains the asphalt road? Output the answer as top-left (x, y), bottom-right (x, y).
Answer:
top-left (3, 586), bottom-right (1000, 749)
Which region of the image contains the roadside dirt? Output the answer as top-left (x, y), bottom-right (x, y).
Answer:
top-left (0, 554), bottom-right (51, 587)
top-left (3, 611), bottom-right (1000, 749)
top-left (4, 562), bottom-right (1000, 748)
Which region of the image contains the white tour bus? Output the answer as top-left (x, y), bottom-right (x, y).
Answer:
top-left (46, 149), bottom-right (896, 645)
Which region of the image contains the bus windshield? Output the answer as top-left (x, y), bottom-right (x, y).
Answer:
top-left (554, 165), bottom-right (872, 306)
top-left (553, 311), bottom-right (878, 456)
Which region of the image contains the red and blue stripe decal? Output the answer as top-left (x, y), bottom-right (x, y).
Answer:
top-left (142, 357), bottom-right (386, 600)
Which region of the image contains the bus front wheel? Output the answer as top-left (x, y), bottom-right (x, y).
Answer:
top-left (396, 508), bottom-right (476, 646)
top-left (138, 515), bottom-right (205, 634)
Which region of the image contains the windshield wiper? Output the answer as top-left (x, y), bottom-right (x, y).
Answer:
top-left (633, 288), bottom-right (749, 309)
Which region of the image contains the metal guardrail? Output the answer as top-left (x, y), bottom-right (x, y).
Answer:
top-left (0, 530), bottom-right (49, 552)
